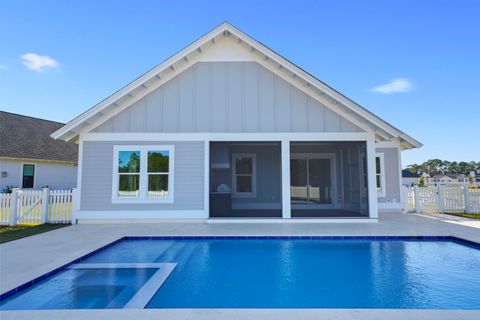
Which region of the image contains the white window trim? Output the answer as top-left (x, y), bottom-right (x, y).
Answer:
top-left (112, 145), bottom-right (174, 203)
top-left (231, 153), bottom-right (256, 198)
top-left (21, 163), bottom-right (36, 189)
top-left (375, 153), bottom-right (386, 198)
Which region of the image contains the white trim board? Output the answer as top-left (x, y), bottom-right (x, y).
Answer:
top-left (375, 153), bottom-right (386, 198)
top-left (82, 132), bottom-right (374, 141)
top-left (75, 210), bottom-right (209, 220)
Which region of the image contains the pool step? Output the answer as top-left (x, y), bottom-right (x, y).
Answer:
top-left (154, 243), bottom-right (186, 262)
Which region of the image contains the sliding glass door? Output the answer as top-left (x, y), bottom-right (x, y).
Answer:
top-left (290, 154), bottom-right (335, 206)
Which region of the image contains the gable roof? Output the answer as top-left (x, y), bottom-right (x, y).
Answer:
top-left (0, 111), bottom-right (78, 164)
top-left (51, 22), bottom-right (422, 150)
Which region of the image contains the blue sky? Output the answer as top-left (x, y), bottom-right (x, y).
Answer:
top-left (1, 0), bottom-right (479, 167)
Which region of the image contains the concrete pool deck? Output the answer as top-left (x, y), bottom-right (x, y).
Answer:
top-left (1, 212), bottom-right (480, 319)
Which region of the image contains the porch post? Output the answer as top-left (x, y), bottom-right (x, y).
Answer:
top-left (281, 139), bottom-right (291, 219)
top-left (366, 136), bottom-right (378, 219)
top-left (204, 140), bottom-right (210, 218)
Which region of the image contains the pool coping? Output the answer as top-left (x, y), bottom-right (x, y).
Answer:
top-left (1, 235), bottom-right (479, 304)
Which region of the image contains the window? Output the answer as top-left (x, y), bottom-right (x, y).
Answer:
top-left (375, 153), bottom-right (385, 197)
top-left (147, 150), bottom-right (170, 198)
top-left (113, 146), bottom-right (174, 203)
top-left (22, 164), bottom-right (35, 188)
top-left (118, 151), bottom-right (141, 197)
top-left (232, 153), bottom-right (256, 197)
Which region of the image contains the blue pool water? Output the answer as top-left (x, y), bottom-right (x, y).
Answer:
top-left (1, 238), bottom-right (480, 310)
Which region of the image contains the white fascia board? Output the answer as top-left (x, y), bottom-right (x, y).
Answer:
top-left (81, 132), bottom-right (374, 142)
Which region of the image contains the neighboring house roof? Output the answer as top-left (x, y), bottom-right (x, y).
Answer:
top-left (431, 174), bottom-right (459, 180)
top-left (0, 111), bottom-right (78, 164)
top-left (51, 22), bottom-right (422, 149)
top-left (446, 173), bottom-right (466, 179)
top-left (402, 170), bottom-right (420, 178)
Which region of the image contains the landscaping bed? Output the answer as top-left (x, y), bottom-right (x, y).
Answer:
top-left (443, 212), bottom-right (480, 220)
top-left (0, 224), bottom-right (70, 244)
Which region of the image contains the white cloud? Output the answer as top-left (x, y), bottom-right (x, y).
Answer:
top-left (370, 78), bottom-right (413, 94)
top-left (21, 53), bottom-right (59, 72)
top-left (0, 63), bottom-right (7, 70)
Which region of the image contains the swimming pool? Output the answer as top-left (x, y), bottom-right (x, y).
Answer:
top-left (1, 236), bottom-right (480, 310)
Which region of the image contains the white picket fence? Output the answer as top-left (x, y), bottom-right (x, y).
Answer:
top-left (403, 186), bottom-right (480, 215)
top-left (0, 188), bottom-right (78, 226)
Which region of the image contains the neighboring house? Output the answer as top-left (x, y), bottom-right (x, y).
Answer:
top-left (51, 23), bottom-right (422, 222)
top-left (0, 111), bottom-right (78, 191)
top-left (425, 173), bottom-right (464, 186)
top-left (402, 170), bottom-right (420, 187)
top-left (423, 172), bottom-right (479, 186)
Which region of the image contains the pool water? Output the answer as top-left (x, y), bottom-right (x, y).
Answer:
top-left (1, 238), bottom-right (480, 309)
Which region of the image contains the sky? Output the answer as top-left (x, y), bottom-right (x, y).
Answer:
top-left (1, 0), bottom-right (479, 167)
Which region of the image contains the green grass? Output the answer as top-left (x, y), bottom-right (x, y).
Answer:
top-left (443, 212), bottom-right (480, 220)
top-left (0, 223), bottom-right (70, 244)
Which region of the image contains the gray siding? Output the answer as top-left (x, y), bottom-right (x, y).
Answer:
top-left (80, 141), bottom-right (204, 211)
top-left (94, 62), bottom-right (363, 134)
top-left (376, 147), bottom-right (401, 203)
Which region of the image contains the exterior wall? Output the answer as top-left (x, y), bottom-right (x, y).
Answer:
top-left (80, 141), bottom-right (204, 211)
top-left (0, 159), bottom-right (77, 190)
top-left (93, 62), bottom-right (363, 134)
top-left (375, 147), bottom-right (401, 204)
top-left (402, 177), bottom-right (419, 187)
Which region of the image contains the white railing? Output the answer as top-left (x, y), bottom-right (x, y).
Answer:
top-left (48, 190), bottom-right (74, 224)
top-left (469, 189), bottom-right (480, 213)
top-left (0, 193), bottom-right (11, 225)
top-left (403, 186), bottom-right (480, 215)
top-left (0, 188), bottom-right (78, 226)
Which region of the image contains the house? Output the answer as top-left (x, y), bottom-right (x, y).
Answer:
top-left (402, 170), bottom-right (420, 187)
top-left (51, 23), bottom-right (422, 222)
top-left (424, 173), bottom-right (477, 186)
top-left (0, 111), bottom-right (78, 191)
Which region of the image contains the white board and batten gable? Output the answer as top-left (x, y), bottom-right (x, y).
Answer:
top-left (52, 22), bottom-right (421, 149)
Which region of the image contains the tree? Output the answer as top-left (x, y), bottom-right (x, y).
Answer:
top-left (406, 164), bottom-right (422, 174)
top-left (418, 176), bottom-right (425, 187)
top-left (406, 159), bottom-right (479, 176)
